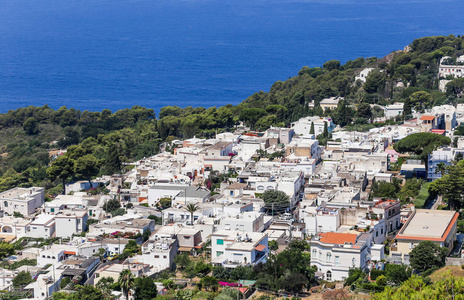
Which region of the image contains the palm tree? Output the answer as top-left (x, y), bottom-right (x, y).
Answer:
top-left (185, 203), bottom-right (199, 225)
top-left (118, 269), bottom-right (134, 300)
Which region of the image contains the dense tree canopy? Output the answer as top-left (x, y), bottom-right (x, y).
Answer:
top-left (394, 132), bottom-right (451, 162)
top-left (409, 241), bottom-right (448, 273)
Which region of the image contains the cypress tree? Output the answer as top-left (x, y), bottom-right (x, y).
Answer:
top-left (310, 122), bottom-right (315, 135)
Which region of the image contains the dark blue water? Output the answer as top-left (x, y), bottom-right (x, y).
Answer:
top-left (0, 0), bottom-right (463, 114)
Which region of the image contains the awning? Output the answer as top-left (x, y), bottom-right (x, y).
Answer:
top-left (194, 242), bottom-right (205, 249)
top-left (420, 115), bottom-right (435, 121)
top-left (255, 244), bottom-right (267, 252)
top-left (64, 251), bottom-right (76, 255)
top-left (178, 246), bottom-right (193, 252)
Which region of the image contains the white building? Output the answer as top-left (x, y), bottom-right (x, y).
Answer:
top-left (301, 206), bottom-right (340, 235)
top-left (210, 230), bottom-right (268, 268)
top-left (355, 68), bottom-right (374, 83)
top-left (291, 116), bottom-right (336, 136)
top-left (384, 103), bottom-right (404, 119)
top-left (27, 215), bottom-right (56, 239)
top-left (216, 212), bottom-right (265, 232)
top-left (310, 232), bottom-right (369, 282)
top-left (0, 187), bottom-right (44, 217)
top-left (137, 233), bottom-right (178, 272)
top-left (147, 184), bottom-right (210, 207)
top-left (54, 210), bottom-right (88, 238)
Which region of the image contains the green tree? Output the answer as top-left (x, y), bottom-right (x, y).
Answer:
top-left (278, 272), bottom-right (308, 293)
top-left (185, 203), bottom-right (199, 225)
top-left (268, 240), bottom-right (278, 251)
top-left (409, 241), bottom-right (448, 273)
top-left (309, 122), bottom-right (315, 134)
top-left (357, 103), bottom-right (372, 121)
top-left (364, 70), bottom-right (386, 94)
top-left (261, 190), bottom-right (290, 214)
top-left (384, 263), bottom-right (412, 286)
top-left (0, 242), bottom-right (14, 259)
top-left (408, 91), bottom-right (432, 112)
top-left (323, 121), bottom-right (329, 138)
top-left (118, 269), bottom-right (134, 300)
top-left (73, 284), bottom-right (105, 300)
top-left (239, 108), bottom-right (266, 130)
top-left (429, 162), bottom-right (464, 209)
top-left (47, 155), bottom-right (75, 194)
top-left (133, 276), bottom-right (157, 300)
top-left (12, 271), bottom-right (33, 287)
top-left (103, 199), bottom-right (121, 213)
top-left (96, 277), bottom-right (114, 297)
top-left (215, 287), bottom-right (241, 300)
top-left (174, 252), bottom-right (192, 270)
top-left (199, 276), bottom-right (218, 291)
top-left (23, 117), bottom-right (39, 135)
top-left (393, 132), bottom-right (451, 163)
top-left (106, 144), bottom-right (122, 175)
top-left (332, 100), bottom-right (352, 127)
top-left (323, 60), bottom-right (341, 71)
top-left (74, 154), bottom-right (99, 185)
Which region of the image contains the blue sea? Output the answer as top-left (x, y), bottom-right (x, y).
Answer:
top-left (0, 0), bottom-right (463, 115)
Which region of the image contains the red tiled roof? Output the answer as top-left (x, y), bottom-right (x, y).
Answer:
top-left (319, 232), bottom-right (358, 245)
top-left (431, 129), bottom-right (446, 135)
top-left (420, 116), bottom-right (435, 121)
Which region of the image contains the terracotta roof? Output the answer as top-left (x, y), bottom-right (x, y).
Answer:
top-left (420, 116), bottom-right (435, 121)
top-left (431, 129), bottom-right (446, 135)
top-left (255, 244), bottom-right (267, 251)
top-left (318, 232), bottom-right (358, 245)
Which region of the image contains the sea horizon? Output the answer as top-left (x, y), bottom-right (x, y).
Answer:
top-left (1, 0), bottom-right (463, 114)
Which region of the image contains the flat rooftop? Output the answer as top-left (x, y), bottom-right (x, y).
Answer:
top-left (0, 187), bottom-right (42, 199)
top-left (397, 209), bottom-right (458, 241)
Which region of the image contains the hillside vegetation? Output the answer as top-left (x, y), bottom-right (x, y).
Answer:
top-left (0, 35), bottom-right (463, 194)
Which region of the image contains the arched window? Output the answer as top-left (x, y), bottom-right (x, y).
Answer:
top-left (257, 185), bottom-right (264, 191)
top-left (326, 271), bottom-right (332, 281)
top-left (3, 201), bottom-right (7, 207)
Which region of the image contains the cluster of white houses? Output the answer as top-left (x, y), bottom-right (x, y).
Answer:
top-left (2, 98), bottom-right (464, 297)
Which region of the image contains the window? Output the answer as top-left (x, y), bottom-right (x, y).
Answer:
top-left (381, 228), bottom-right (383, 235)
top-left (352, 258), bottom-right (356, 267)
top-left (217, 239), bottom-right (224, 245)
top-left (326, 271), bottom-right (332, 281)
top-left (216, 251), bottom-right (224, 257)
top-left (3, 201), bottom-right (7, 207)
top-left (376, 231), bottom-right (378, 237)
top-left (163, 256), bottom-right (167, 259)
top-left (184, 236), bottom-right (191, 239)
top-left (409, 243), bottom-right (415, 249)
top-left (312, 249), bottom-right (317, 258)
top-left (326, 253), bottom-right (332, 263)
top-left (335, 256), bottom-right (339, 265)
top-left (155, 255), bottom-right (159, 258)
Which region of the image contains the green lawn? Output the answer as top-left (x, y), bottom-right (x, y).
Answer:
top-left (414, 182), bottom-right (431, 208)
